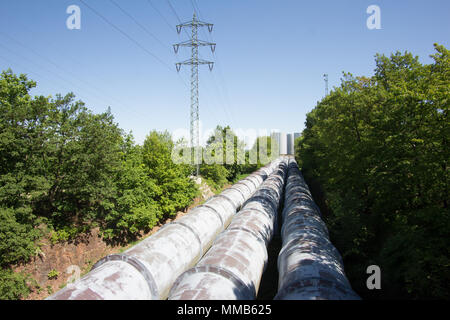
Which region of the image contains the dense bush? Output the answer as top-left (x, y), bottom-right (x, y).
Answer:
top-left (0, 207), bottom-right (40, 267)
top-left (296, 44), bottom-right (449, 299)
top-left (203, 125), bottom-right (248, 182)
top-left (200, 164), bottom-right (229, 190)
top-left (142, 131), bottom-right (199, 218)
top-left (101, 134), bottom-right (161, 241)
top-left (0, 269), bottom-right (31, 300)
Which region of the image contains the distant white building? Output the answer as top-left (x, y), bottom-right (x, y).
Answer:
top-left (271, 131), bottom-right (300, 155)
top-left (279, 133), bottom-right (287, 155)
top-left (287, 134), bottom-right (294, 155)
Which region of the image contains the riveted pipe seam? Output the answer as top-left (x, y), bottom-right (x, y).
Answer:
top-left (242, 176), bottom-right (258, 190)
top-left (196, 204), bottom-right (225, 227)
top-left (169, 221), bottom-right (204, 257)
top-left (91, 254), bottom-right (159, 299)
top-left (170, 265), bottom-right (256, 300)
top-left (214, 193), bottom-right (241, 211)
top-left (232, 182), bottom-right (253, 195)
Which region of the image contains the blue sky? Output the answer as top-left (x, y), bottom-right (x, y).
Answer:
top-left (0, 0), bottom-right (449, 146)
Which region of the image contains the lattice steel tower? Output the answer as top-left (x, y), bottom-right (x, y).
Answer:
top-left (323, 74), bottom-right (329, 96)
top-left (174, 13), bottom-right (215, 176)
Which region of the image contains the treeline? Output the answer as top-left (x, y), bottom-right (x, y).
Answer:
top-left (0, 70), bottom-right (268, 299)
top-left (296, 44), bottom-right (449, 299)
top-left (197, 125), bottom-right (278, 189)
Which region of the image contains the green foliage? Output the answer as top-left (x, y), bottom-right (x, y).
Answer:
top-left (49, 225), bottom-right (89, 244)
top-left (249, 136), bottom-right (278, 169)
top-left (200, 125), bottom-right (261, 188)
top-left (46, 285), bottom-right (53, 295)
top-left (47, 269), bottom-right (59, 280)
top-left (101, 134), bottom-right (162, 241)
top-left (35, 95), bottom-right (123, 230)
top-left (204, 125), bottom-right (247, 182)
top-left (297, 44), bottom-right (449, 299)
top-left (143, 131), bottom-right (199, 218)
top-left (0, 269), bottom-right (31, 300)
top-left (200, 164), bottom-right (229, 190)
top-left (0, 207), bottom-right (40, 268)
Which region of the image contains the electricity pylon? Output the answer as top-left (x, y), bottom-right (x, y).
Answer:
top-left (323, 74), bottom-right (329, 96)
top-left (174, 13), bottom-right (215, 176)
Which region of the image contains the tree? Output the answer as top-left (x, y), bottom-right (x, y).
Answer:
top-left (142, 131), bottom-right (198, 218)
top-left (101, 134), bottom-right (162, 242)
top-left (204, 125), bottom-right (247, 182)
top-left (297, 44), bottom-right (449, 299)
top-left (37, 95), bottom-right (123, 230)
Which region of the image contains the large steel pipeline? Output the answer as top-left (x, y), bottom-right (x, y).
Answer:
top-left (275, 158), bottom-right (360, 300)
top-left (168, 157), bottom-right (289, 300)
top-left (47, 159), bottom-right (282, 300)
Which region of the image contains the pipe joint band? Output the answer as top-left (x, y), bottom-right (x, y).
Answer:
top-left (243, 177), bottom-right (258, 190)
top-left (232, 182), bottom-right (253, 195)
top-left (197, 204), bottom-right (224, 228)
top-left (214, 194), bottom-right (239, 210)
top-left (170, 221), bottom-right (204, 258)
top-left (181, 265), bottom-right (256, 300)
top-left (92, 254), bottom-right (159, 299)
top-left (224, 186), bottom-right (246, 203)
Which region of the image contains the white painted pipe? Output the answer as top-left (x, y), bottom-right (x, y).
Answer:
top-left (46, 160), bottom-right (281, 300)
top-left (168, 157), bottom-right (289, 300)
top-left (275, 158), bottom-right (360, 300)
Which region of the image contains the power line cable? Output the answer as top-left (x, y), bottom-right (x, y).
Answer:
top-left (0, 52), bottom-right (107, 109)
top-left (109, 0), bottom-right (193, 91)
top-left (198, 52), bottom-right (234, 126)
top-left (166, 0), bottom-right (192, 39)
top-left (0, 39), bottom-right (157, 125)
top-left (146, 0), bottom-right (176, 33)
top-left (0, 14), bottom-right (137, 112)
top-left (78, 0), bottom-right (172, 71)
top-left (0, 31), bottom-right (133, 113)
top-left (79, 0), bottom-right (190, 90)
top-left (109, 0), bottom-right (167, 50)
